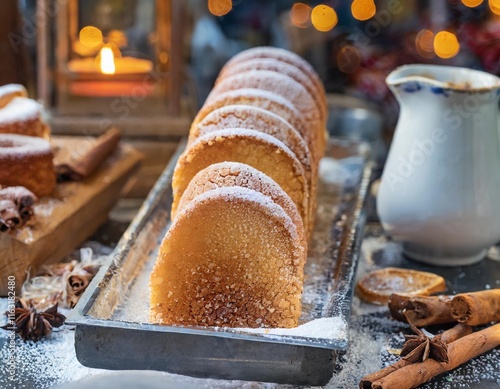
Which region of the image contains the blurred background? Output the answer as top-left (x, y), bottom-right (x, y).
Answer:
top-left (1, 0), bottom-right (499, 194)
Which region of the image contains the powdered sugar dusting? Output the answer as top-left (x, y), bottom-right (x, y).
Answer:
top-left (186, 186), bottom-right (301, 245)
top-left (114, 156), bottom-right (351, 345)
top-left (178, 162), bottom-right (305, 240)
top-left (197, 88), bottom-right (312, 156)
top-left (197, 105), bottom-right (312, 172)
top-left (224, 46), bottom-right (320, 86)
top-left (0, 97), bottom-right (40, 124)
top-left (0, 84), bottom-right (27, 100)
top-left (217, 58), bottom-right (324, 117)
top-left (0, 133), bottom-right (52, 158)
top-left (210, 88), bottom-right (302, 115)
top-left (209, 70), bottom-right (319, 122)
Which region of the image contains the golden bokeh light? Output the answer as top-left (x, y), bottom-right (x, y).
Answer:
top-left (489, 0), bottom-right (500, 14)
top-left (311, 5), bottom-right (338, 32)
top-left (351, 0), bottom-right (376, 21)
top-left (79, 26), bottom-right (103, 48)
top-left (337, 45), bottom-right (361, 74)
top-left (159, 51), bottom-right (169, 65)
top-left (415, 29), bottom-right (435, 59)
top-left (291, 3), bottom-right (312, 28)
top-left (434, 31), bottom-right (460, 59)
top-left (208, 0), bottom-right (232, 17)
top-left (461, 0), bottom-right (484, 6)
top-left (108, 30), bottom-right (127, 48)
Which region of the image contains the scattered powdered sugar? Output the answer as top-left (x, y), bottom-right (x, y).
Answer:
top-left (33, 197), bottom-right (61, 218)
top-left (0, 318), bottom-right (104, 389)
top-left (12, 197), bottom-right (62, 244)
top-left (222, 316), bottom-right (347, 340)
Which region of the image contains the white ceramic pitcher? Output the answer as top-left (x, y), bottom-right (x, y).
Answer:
top-left (378, 64), bottom-right (500, 266)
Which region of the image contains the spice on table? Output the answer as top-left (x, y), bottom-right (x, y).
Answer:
top-left (388, 293), bottom-right (454, 326)
top-left (356, 267), bottom-right (446, 305)
top-left (450, 289), bottom-right (500, 326)
top-left (0, 186), bottom-right (38, 232)
top-left (368, 323), bottom-right (500, 389)
top-left (66, 262), bottom-right (100, 308)
top-left (0, 198), bottom-right (20, 231)
top-left (55, 127), bottom-right (121, 182)
top-left (1, 299), bottom-right (66, 341)
top-left (389, 289), bottom-right (500, 327)
top-left (359, 323), bottom-right (472, 388)
top-left (400, 324), bottom-right (449, 364)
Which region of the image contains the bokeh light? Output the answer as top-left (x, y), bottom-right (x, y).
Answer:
top-left (351, 0), bottom-right (376, 21)
top-left (490, 0), bottom-right (500, 14)
top-left (79, 26), bottom-right (103, 48)
top-left (311, 5), bottom-right (338, 32)
top-left (291, 3), bottom-right (312, 28)
top-left (461, 0), bottom-right (484, 6)
top-left (108, 30), bottom-right (127, 48)
top-left (208, 0), bottom-right (232, 17)
top-left (434, 31), bottom-right (460, 59)
top-left (337, 45), bottom-right (361, 74)
top-left (415, 29), bottom-right (435, 59)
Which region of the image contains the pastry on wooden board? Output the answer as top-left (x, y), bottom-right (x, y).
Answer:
top-left (0, 134), bottom-right (55, 197)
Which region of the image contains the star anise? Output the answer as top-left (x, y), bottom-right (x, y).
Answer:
top-left (1, 299), bottom-right (66, 341)
top-left (400, 323), bottom-right (449, 363)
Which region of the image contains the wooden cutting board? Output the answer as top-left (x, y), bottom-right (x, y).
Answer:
top-left (0, 136), bottom-right (142, 295)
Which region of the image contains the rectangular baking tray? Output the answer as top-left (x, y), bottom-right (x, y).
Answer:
top-left (66, 138), bottom-right (373, 386)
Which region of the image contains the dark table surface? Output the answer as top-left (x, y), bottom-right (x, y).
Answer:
top-left (1, 194), bottom-right (499, 388)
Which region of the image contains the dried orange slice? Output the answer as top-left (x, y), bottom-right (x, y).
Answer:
top-left (356, 267), bottom-right (446, 305)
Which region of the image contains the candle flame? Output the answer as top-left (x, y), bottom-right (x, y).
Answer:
top-left (100, 47), bottom-right (116, 75)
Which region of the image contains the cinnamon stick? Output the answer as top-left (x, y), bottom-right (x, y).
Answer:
top-left (359, 323), bottom-right (472, 389)
top-left (370, 323), bottom-right (500, 389)
top-left (439, 323), bottom-right (473, 343)
top-left (0, 186), bottom-right (37, 222)
top-left (389, 290), bottom-right (500, 327)
top-left (0, 199), bottom-right (20, 231)
top-left (56, 127), bottom-right (121, 181)
top-left (388, 294), bottom-right (454, 327)
top-left (450, 290), bottom-right (500, 326)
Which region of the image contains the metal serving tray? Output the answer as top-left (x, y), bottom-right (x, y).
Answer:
top-left (67, 138), bottom-right (372, 386)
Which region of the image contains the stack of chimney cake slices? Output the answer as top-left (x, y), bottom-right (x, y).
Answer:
top-left (150, 47), bottom-right (327, 329)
